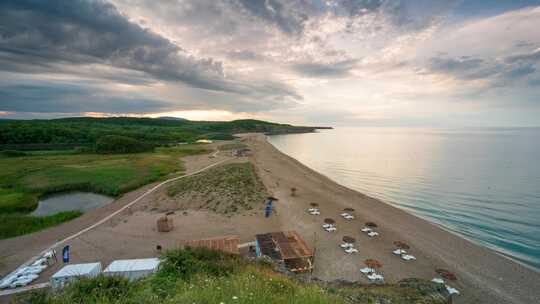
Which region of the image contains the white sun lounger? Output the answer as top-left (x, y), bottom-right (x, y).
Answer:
top-left (361, 227), bottom-right (372, 232)
top-left (446, 285), bottom-right (460, 295)
top-left (360, 267), bottom-right (374, 274)
top-left (367, 231), bottom-right (379, 237)
top-left (32, 258), bottom-right (47, 266)
top-left (367, 273), bottom-right (384, 281)
top-left (0, 274), bottom-right (18, 289)
top-left (310, 211), bottom-right (320, 215)
top-left (340, 212), bottom-right (349, 217)
top-left (344, 247), bottom-right (358, 254)
top-left (325, 227), bottom-right (337, 232)
top-left (340, 243), bottom-right (354, 249)
top-left (322, 224), bottom-right (332, 228)
top-left (308, 208), bottom-right (317, 212)
top-left (431, 278), bottom-right (445, 284)
top-left (344, 215), bottom-right (354, 220)
top-left (401, 254), bottom-right (416, 261)
top-left (393, 249), bottom-right (406, 255)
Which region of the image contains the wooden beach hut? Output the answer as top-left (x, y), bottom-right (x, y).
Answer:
top-left (255, 231), bottom-right (314, 273)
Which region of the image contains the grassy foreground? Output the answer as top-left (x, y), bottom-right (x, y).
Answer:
top-left (17, 248), bottom-right (447, 304)
top-left (0, 145), bottom-right (208, 239)
top-left (167, 163), bottom-right (267, 214)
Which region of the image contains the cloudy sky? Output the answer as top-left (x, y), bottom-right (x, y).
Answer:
top-left (1, 0), bottom-right (540, 127)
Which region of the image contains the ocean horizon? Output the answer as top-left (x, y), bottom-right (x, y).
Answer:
top-left (268, 127), bottom-right (540, 272)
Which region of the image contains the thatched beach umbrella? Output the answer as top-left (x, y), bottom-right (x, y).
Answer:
top-left (364, 259), bottom-right (382, 269)
top-left (344, 207), bottom-right (355, 212)
top-left (267, 196), bottom-right (279, 201)
top-left (365, 222), bottom-right (378, 228)
top-left (393, 241), bottom-right (410, 250)
top-left (342, 236), bottom-right (356, 243)
top-left (310, 202), bottom-right (319, 207)
top-left (436, 269), bottom-right (457, 281)
top-left (324, 218), bottom-right (336, 224)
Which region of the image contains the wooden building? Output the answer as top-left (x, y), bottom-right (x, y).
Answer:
top-left (255, 231), bottom-right (313, 273)
top-left (184, 235), bottom-right (240, 254)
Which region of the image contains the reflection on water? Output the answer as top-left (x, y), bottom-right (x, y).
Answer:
top-left (32, 192), bottom-right (114, 216)
top-left (269, 127), bottom-right (540, 271)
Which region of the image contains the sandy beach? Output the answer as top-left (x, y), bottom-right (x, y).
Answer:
top-left (1, 134), bottom-right (539, 303)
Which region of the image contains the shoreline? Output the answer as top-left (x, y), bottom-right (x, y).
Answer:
top-left (244, 133), bottom-right (540, 304)
top-left (266, 135), bottom-right (538, 273)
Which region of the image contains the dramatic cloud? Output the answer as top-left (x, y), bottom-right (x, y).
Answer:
top-left (1, 0), bottom-right (540, 126)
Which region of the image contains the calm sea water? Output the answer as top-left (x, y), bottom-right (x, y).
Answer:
top-left (268, 127), bottom-right (540, 271)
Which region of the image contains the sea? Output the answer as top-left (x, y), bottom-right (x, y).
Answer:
top-left (268, 127), bottom-right (540, 272)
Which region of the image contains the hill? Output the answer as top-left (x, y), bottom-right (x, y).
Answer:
top-left (0, 117), bottom-right (327, 150)
top-left (16, 247), bottom-right (449, 304)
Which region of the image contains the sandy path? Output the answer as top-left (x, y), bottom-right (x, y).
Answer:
top-left (242, 134), bottom-right (540, 304)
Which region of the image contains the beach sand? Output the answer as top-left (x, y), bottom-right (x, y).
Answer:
top-left (1, 134), bottom-right (539, 303)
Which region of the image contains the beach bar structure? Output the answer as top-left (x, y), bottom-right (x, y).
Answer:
top-left (255, 231), bottom-right (313, 273)
top-left (184, 235), bottom-right (240, 254)
top-left (104, 258), bottom-right (160, 280)
top-left (50, 262), bottom-right (102, 289)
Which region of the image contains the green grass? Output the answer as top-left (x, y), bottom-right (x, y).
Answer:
top-left (0, 145), bottom-right (209, 239)
top-left (0, 211), bottom-right (82, 239)
top-left (167, 162), bottom-right (266, 214)
top-left (17, 248), bottom-right (447, 304)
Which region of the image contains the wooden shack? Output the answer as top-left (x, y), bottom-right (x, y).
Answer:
top-left (184, 235), bottom-right (240, 254)
top-left (157, 216), bottom-right (173, 232)
top-left (255, 231), bottom-right (313, 273)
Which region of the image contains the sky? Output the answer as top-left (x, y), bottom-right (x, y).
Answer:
top-left (1, 0), bottom-right (540, 127)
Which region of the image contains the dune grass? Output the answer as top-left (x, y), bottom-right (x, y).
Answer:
top-left (167, 162), bottom-right (267, 214)
top-left (18, 247), bottom-right (447, 304)
top-left (0, 145), bottom-right (209, 239)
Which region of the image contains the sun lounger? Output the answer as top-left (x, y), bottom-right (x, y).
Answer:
top-left (431, 278), bottom-right (444, 284)
top-left (393, 249), bottom-right (406, 255)
top-left (309, 208), bottom-right (317, 212)
top-left (322, 224), bottom-right (332, 228)
top-left (344, 214), bottom-right (354, 220)
top-left (344, 247), bottom-right (358, 254)
top-left (360, 267), bottom-right (374, 274)
top-left (0, 274), bottom-right (18, 289)
top-left (9, 274), bottom-right (38, 288)
top-left (325, 227), bottom-right (337, 232)
top-left (340, 243), bottom-right (354, 249)
top-left (340, 212), bottom-right (349, 217)
top-left (361, 227), bottom-right (372, 232)
top-left (367, 273), bottom-right (384, 281)
top-left (401, 254), bottom-right (416, 261)
top-left (367, 231), bottom-right (379, 237)
top-left (445, 285), bottom-right (460, 295)
top-left (310, 211), bottom-right (320, 215)
top-left (32, 258), bottom-right (47, 266)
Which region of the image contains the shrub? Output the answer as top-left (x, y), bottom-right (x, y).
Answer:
top-left (1, 150), bottom-right (27, 157)
top-left (95, 135), bottom-right (154, 154)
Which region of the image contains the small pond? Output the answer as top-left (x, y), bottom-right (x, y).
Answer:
top-left (31, 192), bottom-right (114, 216)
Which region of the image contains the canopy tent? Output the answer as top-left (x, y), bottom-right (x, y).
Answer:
top-left (104, 258), bottom-right (160, 281)
top-left (50, 262), bottom-right (102, 289)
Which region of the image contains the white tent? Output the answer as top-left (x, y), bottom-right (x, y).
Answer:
top-left (103, 258), bottom-right (160, 280)
top-left (50, 262), bottom-right (102, 289)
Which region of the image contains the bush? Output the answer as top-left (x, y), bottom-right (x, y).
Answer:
top-left (0, 211), bottom-right (82, 239)
top-left (95, 135), bottom-right (154, 154)
top-left (158, 247), bottom-right (243, 280)
top-left (1, 150), bottom-right (27, 157)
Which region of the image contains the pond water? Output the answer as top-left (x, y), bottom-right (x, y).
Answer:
top-left (31, 192), bottom-right (114, 216)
